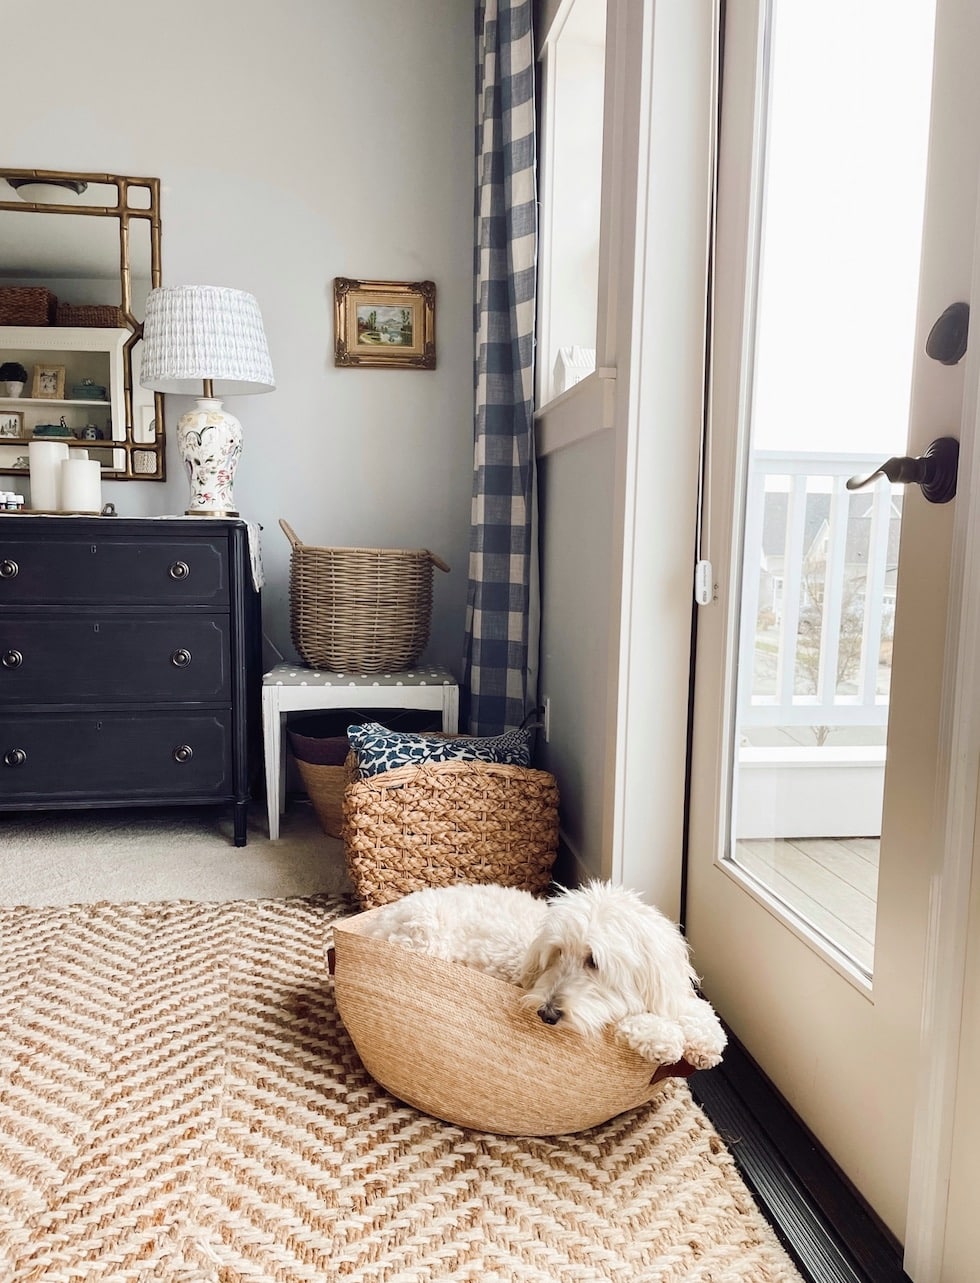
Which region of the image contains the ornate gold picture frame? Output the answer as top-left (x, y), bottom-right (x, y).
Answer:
top-left (334, 278), bottom-right (436, 369)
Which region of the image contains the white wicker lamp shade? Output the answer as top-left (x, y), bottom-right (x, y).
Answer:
top-left (140, 285), bottom-right (275, 516)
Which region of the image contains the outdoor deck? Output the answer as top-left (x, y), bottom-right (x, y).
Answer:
top-left (732, 836), bottom-right (879, 974)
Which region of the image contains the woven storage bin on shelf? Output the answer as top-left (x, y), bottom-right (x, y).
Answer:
top-left (280, 519), bottom-right (449, 673)
top-left (0, 286), bottom-right (57, 326)
top-left (342, 756), bottom-right (560, 908)
top-left (56, 302), bottom-right (125, 328)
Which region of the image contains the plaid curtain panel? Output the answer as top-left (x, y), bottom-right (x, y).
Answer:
top-left (464, 0), bottom-right (538, 735)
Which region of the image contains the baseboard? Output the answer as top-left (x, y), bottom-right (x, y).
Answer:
top-left (690, 1031), bottom-right (911, 1283)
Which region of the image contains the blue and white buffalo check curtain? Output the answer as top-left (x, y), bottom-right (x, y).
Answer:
top-left (463, 0), bottom-right (538, 735)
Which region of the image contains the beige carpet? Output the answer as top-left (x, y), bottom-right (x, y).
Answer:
top-left (0, 803), bottom-right (349, 907)
top-left (0, 895), bottom-right (804, 1283)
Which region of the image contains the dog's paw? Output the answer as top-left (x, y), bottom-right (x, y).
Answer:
top-left (615, 1014), bottom-right (686, 1066)
top-left (678, 998), bottom-right (727, 1069)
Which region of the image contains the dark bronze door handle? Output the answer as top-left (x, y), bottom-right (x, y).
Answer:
top-left (845, 436), bottom-right (959, 504)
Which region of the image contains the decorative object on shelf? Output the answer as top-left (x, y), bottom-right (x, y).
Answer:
top-left (60, 456), bottom-right (102, 513)
top-left (140, 285), bottom-right (275, 517)
top-left (334, 278), bottom-right (436, 369)
top-left (77, 423), bottom-right (105, 441)
top-left (554, 346), bottom-right (596, 395)
top-left (56, 302), bottom-right (125, 329)
top-left (70, 378), bottom-right (107, 401)
top-left (28, 439), bottom-right (68, 510)
top-left (0, 286), bottom-right (57, 327)
top-left (0, 361), bottom-right (27, 396)
top-left (33, 416), bottom-right (73, 439)
top-left (0, 411), bottom-right (23, 438)
top-left (31, 364), bottom-right (66, 399)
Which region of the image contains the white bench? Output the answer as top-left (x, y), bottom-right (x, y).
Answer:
top-left (261, 662), bottom-right (460, 839)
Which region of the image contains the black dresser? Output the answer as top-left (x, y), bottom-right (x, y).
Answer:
top-left (0, 516), bottom-right (261, 845)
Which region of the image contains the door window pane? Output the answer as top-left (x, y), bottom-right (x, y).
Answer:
top-left (728, 0), bottom-right (935, 977)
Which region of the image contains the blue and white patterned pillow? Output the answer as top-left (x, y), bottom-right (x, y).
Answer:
top-left (347, 722), bottom-right (533, 778)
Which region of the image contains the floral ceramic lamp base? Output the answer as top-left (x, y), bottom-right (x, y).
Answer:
top-left (177, 397), bottom-right (242, 517)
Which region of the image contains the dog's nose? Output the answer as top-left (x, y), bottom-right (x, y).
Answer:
top-left (537, 1003), bottom-right (562, 1025)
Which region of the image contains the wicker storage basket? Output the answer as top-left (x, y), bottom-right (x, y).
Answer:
top-left (342, 757), bottom-right (559, 908)
top-left (56, 302), bottom-right (125, 328)
top-left (280, 519), bottom-right (450, 673)
top-left (0, 286), bottom-right (57, 326)
top-left (332, 908), bottom-right (691, 1135)
top-left (289, 724), bottom-right (349, 838)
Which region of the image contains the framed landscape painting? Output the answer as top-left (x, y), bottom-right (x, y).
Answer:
top-left (334, 278), bottom-right (436, 369)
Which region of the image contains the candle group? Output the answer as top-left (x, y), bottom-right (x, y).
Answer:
top-left (28, 441), bottom-right (102, 513)
top-left (61, 458), bottom-right (102, 513)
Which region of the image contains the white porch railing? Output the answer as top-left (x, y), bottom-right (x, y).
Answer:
top-left (735, 451), bottom-right (900, 839)
top-left (738, 450), bottom-right (899, 737)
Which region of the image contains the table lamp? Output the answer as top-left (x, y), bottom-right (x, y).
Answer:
top-left (140, 285), bottom-right (275, 516)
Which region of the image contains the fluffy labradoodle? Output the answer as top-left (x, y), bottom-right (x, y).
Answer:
top-left (358, 880), bottom-right (726, 1069)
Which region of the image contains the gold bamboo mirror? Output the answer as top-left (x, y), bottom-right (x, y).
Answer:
top-left (0, 168), bottom-right (165, 481)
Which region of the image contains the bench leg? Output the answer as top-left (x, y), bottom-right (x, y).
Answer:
top-left (263, 690), bottom-right (283, 840)
top-left (442, 684), bottom-right (460, 734)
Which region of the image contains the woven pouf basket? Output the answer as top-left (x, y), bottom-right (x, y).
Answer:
top-left (280, 519), bottom-right (450, 673)
top-left (332, 908), bottom-right (693, 1135)
top-left (342, 758), bottom-right (560, 908)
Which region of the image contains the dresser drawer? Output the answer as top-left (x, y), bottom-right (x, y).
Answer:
top-left (0, 615), bottom-right (231, 704)
top-left (0, 712), bottom-right (234, 801)
top-left (0, 535), bottom-right (229, 606)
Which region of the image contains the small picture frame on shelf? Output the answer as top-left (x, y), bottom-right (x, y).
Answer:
top-left (32, 364), bottom-right (66, 399)
top-left (334, 278), bottom-right (436, 369)
top-left (0, 410), bottom-right (24, 438)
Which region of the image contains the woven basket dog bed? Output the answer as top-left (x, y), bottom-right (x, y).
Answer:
top-left (342, 757), bottom-right (559, 908)
top-left (331, 907), bottom-right (692, 1135)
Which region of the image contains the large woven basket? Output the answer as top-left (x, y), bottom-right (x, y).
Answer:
top-left (0, 286), bottom-right (57, 326)
top-left (342, 757), bottom-right (559, 908)
top-left (280, 519), bottom-right (449, 673)
top-left (56, 301), bottom-right (125, 328)
top-left (332, 908), bottom-right (692, 1135)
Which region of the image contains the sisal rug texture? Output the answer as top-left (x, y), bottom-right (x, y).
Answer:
top-left (0, 895), bottom-right (804, 1283)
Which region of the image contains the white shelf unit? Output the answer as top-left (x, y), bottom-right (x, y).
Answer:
top-left (0, 327), bottom-right (129, 473)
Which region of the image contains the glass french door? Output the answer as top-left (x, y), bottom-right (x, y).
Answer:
top-left (684, 0), bottom-right (976, 1252)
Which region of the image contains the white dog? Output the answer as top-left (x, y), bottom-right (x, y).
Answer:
top-left (358, 880), bottom-right (726, 1069)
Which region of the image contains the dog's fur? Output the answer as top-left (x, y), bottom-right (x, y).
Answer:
top-left (358, 881), bottom-right (726, 1069)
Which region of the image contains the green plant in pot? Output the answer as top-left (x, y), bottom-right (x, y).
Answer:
top-left (0, 361), bottom-right (28, 397)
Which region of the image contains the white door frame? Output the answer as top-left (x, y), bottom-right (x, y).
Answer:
top-left (610, 0), bottom-right (980, 1272)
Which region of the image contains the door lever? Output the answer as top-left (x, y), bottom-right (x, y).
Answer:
top-left (845, 436), bottom-right (959, 504)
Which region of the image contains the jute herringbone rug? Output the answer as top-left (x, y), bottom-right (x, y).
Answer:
top-left (0, 895), bottom-right (804, 1282)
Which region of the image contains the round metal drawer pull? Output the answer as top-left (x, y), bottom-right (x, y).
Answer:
top-left (3, 748), bottom-right (27, 768)
top-left (171, 648), bottom-right (192, 668)
top-left (0, 559), bottom-right (18, 579)
top-left (169, 560), bottom-right (190, 580)
top-left (1, 650), bottom-right (23, 669)
top-left (173, 745), bottom-right (194, 764)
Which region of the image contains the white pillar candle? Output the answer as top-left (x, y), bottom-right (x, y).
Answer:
top-left (60, 458), bottom-right (102, 513)
top-left (28, 440), bottom-right (69, 511)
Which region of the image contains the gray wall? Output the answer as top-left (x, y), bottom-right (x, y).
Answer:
top-left (6, 0), bottom-right (475, 675)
